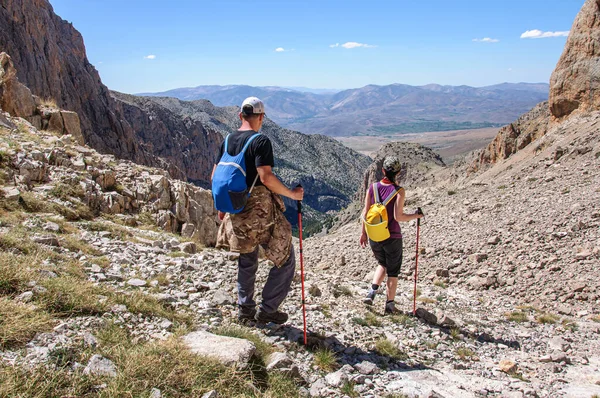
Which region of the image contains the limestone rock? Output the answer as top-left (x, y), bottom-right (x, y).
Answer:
top-left (83, 355), bottom-right (117, 377)
top-left (498, 359), bottom-right (517, 373)
top-left (0, 53), bottom-right (36, 118)
top-left (549, 0), bottom-right (600, 119)
top-left (182, 331), bottom-right (256, 367)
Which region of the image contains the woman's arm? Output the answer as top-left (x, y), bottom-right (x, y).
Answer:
top-left (393, 188), bottom-right (422, 222)
top-left (359, 188), bottom-right (373, 247)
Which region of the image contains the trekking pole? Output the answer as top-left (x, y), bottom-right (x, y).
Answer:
top-left (413, 207), bottom-right (423, 316)
top-left (296, 184), bottom-right (308, 345)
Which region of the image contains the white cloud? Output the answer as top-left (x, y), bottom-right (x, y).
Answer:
top-left (520, 30), bottom-right (569, 39)
top-left (144, 55), bottom-right (156, 60)
top-left (472, 37), bottom-right (499, 43)
top-left (330, 42), bottom-right (376, 49)
top-left (508, 68), bottom-right (513, 71)
top-left (275, 47), bottom-right (285, 52)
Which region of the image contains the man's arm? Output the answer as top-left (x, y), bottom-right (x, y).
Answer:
top-left (257, 165), bottom-right (303, 201)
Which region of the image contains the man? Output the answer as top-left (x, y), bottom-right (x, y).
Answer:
top-left (214, 97), bottom-right (304, 324)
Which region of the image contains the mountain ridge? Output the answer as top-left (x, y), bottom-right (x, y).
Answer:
top-left (141, 82), bottom-right (549, 136)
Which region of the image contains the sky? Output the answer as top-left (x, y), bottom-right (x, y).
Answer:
top-left (50, 0), bottom-right (584, 94)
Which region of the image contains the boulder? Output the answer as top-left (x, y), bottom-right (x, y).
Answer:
top-left (83, 355), bottom-right (117, 377)
top-left (549, 0), bottom-right (600, 119)
top-left (0, 53), bottom-right (36, 118)
top-left (182, 331), bottom-right (256, 367)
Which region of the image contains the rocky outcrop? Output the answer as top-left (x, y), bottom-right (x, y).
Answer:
top-left (358, 142), bottom-right (446, 203)
top-left (0, 52), bottom-right (36, 118)
top-left (0, 112), bottom-right (218, 246)
top-left (0, 52), bottom-right (84, 144)
top-left (549, 0), bottom-right (600, 119)
top-left (112, 93), bottom-right (224, 187)
top-left (0, 0), bottom-right (149, 164)
top-left (469, 102), bottom-right (550, 172)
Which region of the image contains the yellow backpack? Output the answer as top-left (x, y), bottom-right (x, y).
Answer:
top-left (363, 183), bottom-right (402, 242)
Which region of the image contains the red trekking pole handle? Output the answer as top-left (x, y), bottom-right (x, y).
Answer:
top-left (296, 184), bottom-right (307, 345)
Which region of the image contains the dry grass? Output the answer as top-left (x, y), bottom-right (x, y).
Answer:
top-left (0, 253), bottom-right (36, 296)
top-left (455, 347), bottom-right (475, 360)
top-left (536, 313), bottom-right (559, 325)
top-left (313, 348), bottom-right (338, 372)
top-left (3, 191), bottom-right (94, 221)
top-left (0, 333), bottom-right (299, 398)
top-left (374, 338), bottom-right (407, 360)
top-left (113, 292), bottom-right (189, 325)
top-left (39, 98), bottom-right (58, 108)
top-left (38, 277), bottom-right (108, 316)
top-left (60, 234), bottom-right (102, 256)
top-left (353, 312), bottom-right (382, 327)
top-left (49, 182), bottom-right (85, 201)
top-left (0, 297), bottom-right (54, 349)
top-left (506, 311), bottom-right (528, 323)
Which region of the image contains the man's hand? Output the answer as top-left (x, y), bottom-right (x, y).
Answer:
top-left (359, 232), bottom-right (368, 248)
top-left (415, 212), bottom-right (424, 219)
top-left (218, 211), bottom-right (225, 221)
top-left (290, 186), bottom-right (304, 201)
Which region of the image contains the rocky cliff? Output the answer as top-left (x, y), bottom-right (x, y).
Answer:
top-left (468, 102), bottom-right (550, 173)
top-left (469, 0), bottom-right (600, 173)
top-left (112, 93), bottom-right (224, 187)
top-left (549, 0), bottom-right (600, 119)
top-left (0, 0), bottom-right (150, 165)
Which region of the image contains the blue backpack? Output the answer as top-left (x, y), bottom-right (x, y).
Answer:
top-left (212, 133), bottom-right (261, 214)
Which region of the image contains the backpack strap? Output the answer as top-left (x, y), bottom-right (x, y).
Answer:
top-left (241, 133), bottom-right (262, 154)
top-left (383, 186), bottom-right (403, 206)
top-left (244, 133), bottom-right (262, 196)
top-left (223, 134), bottom-right (231, 156)
top-left (372, 182), bottom-right (381, 204)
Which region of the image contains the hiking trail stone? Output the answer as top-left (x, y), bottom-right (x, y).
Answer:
top-left (182, 331), bottom-right (256, 367)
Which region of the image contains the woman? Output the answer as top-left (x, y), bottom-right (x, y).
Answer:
top-left (359, 156), bottom-right (423, 314)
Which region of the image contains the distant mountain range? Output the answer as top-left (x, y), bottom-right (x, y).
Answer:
top-left (140, 83), bottom-right (549, 137)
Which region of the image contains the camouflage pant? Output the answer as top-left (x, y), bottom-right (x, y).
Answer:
top-left (216, 186), bottom-right (292, 267)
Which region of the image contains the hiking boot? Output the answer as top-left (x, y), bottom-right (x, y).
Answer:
top-left (237, 306), bottom-right (257, 323)
top-left (363, 288), bottom-right (377, 305)
top-left (255, 308), bottom-right (288, 324)
top-left (384, 301), bottom-right (401, 315)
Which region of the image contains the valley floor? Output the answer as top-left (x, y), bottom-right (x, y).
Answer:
top-left (336, 127), bottom-right (499, 161)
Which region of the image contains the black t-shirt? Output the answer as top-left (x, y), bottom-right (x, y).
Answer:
top-left (216, 130), bottom-right (274, 187)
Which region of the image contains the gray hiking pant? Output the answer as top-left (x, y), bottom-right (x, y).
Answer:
top-left (237, 245), bottom-right (295, 313)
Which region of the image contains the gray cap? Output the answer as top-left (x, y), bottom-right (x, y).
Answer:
top-left (383, 156), bottom-right (402, 173)
top-left (241, 97), bottom-right (265, 115)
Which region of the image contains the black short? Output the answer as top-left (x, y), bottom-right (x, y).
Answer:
top-left (369, 238), bottom-right (403, 277)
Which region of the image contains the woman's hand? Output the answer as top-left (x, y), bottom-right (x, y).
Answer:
top-left (360, 232), bottom-right (368, 248)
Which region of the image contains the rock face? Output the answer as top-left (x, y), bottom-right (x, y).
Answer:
top-left (112, 93), bottom-right (223, 187)
top-left (549, 0), bottom-right (600, 119)
top-left (0, 0), bottom-right (148, 164)
top-left (0, 53), bottom-right (85, 144)
top-left (469, 102), bottom-right (550, 172)
top-left (0, 53), bottom-right (36, 119)
top-left (0, 111), bottom-right (218, 246)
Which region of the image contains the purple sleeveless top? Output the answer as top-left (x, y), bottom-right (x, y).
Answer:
top-left (368, 182), bottom-right (402, 239)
